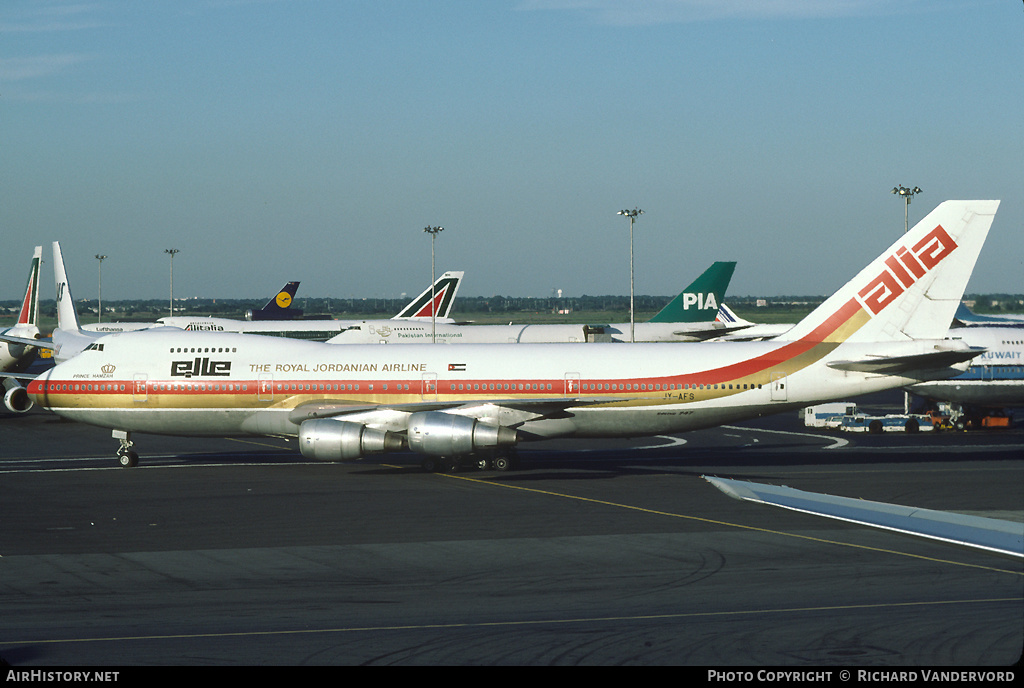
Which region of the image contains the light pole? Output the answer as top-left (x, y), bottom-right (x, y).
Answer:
top-left (95, 254), bottom-right (107, 323)
top-left (617, 208), bottom-right (643, 342)
top-left (164, 249), bottom-right (180, 317)
top-left (423, 226), bottom-right (444, 343)
top-left (891, 185), bottom-right (922, 233)
top-left (892, 185), bottom-right (921, 414)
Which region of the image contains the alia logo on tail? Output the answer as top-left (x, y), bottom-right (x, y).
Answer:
top-left (856, 225), bottom-right (957, 316)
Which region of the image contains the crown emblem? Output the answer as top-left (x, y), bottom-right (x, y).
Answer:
top-left (101, 364), bottom-right (116, 374)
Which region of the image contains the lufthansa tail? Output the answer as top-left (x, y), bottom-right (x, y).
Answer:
top-left (246, 281), bottom-right (304, 320)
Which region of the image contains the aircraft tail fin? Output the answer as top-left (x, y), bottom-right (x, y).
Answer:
top-left (52, 241), bottom-right (83, 333)
top-left (647, 262), bottom-right (736, 323)
top-left (715, 303), bottom-right (752, 327)
top-left (16, 246), bottom-right (43, 327)
top-left (393, 270), bottom-right (464, 320)
top-left (247, 281), bottom-right (304, 320)
top-left (782, 200), bottom-right (998, 345)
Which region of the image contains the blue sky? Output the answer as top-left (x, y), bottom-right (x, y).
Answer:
top-left (2, 0), bottom-right (1021, 303)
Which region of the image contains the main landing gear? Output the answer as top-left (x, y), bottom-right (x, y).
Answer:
top-left (113, 430), bottom-right (139, 468)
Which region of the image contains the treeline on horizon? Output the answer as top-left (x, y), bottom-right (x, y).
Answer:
top-left (3, 293), bottom-right (1023, 320)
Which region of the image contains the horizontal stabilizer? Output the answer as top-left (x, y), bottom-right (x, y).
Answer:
top-left (0, 333), bottom-right (55, 351)
top-left (673, 322), bottom-right (752, 340)
top-left (826, 345), bottom-right (984, 375)
top-left (704, 476), bottom-right (1023, 559)
top-left (0, 371), bottom-right (39, 381)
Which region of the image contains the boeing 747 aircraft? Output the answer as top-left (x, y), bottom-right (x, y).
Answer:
top-left (27, 201), bottom-right (999, 470)
top-left (327, 262), bottom-right (740, 344)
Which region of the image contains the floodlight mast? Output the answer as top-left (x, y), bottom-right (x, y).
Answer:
top-left (891, 185), bottom-right (922, 233)
top-left (617, 208), bottom-right (643, 342)
top-left (423, 226), bottom-right (444, 343)
top-left (95, 254), bottom-right (107, 323)
top-left (891, 184), bottom-right (921, 413)
top-left (164, 249), bottom-right (180, 317)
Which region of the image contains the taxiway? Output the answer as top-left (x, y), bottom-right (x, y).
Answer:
top-left (1, 392), bottom-right (1021, 666)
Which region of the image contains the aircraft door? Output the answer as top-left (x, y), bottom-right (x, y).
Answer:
top-left (258, 373), bottom-right (274, 402)
top-left (770, 372), bottom-right (787, 401)
top-left (422, 373), bottom-right (438, 401)
top-left (564, 373), bottom-right (581, 396)
top-left (133, 374), bottom-right (148, 403)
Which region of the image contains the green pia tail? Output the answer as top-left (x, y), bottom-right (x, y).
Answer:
top-left (647, 261), bottom-right (736, 323)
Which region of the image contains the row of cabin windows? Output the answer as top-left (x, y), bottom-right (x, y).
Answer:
top-left (443, 382), bottom-right (762, 392)
top-left (451, 382), bottom-right (552, 391)
top-left (47, 381), bottom-right (764, 393)
top-left (42, 383), bottom-right (249, 392)
top-left (581, 382), bottom-right (761, 391)
top-left (45, 383), bottom-right (125, 391)
top-left (169, 347), bottom-right (237, 353)
top-left (275, 383), bottom-right (412, 392)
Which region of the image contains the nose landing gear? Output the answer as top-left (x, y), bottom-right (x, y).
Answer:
top-left (113, 430), bottom-right (139, 467)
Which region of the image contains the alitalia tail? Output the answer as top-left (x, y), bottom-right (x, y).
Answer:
top-left (1, 246), bottom-right (44, 413)
top-left (28, 201), bottom-right (999, 469)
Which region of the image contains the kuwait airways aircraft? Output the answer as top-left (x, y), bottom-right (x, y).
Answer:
top-left (327, 262), bottom-right (739, 344)
top-left (27, 200), bottom-right (998, 469)
top-left (1, 246), bottom-right (44, 413)
top-left (905, 325), bottom-right (1024, 408)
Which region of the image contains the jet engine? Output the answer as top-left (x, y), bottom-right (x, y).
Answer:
top-left (298, 419), bottom-right (404, 461)
top-left (3, 379), bottom-right (33, 414)
top-left (406, 411), bottom-right (518, 456)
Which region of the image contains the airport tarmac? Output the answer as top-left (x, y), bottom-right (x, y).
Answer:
top-left (0, 392), bottom-right (1021, 666)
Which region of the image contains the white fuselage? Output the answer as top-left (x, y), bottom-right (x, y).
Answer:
top-left (156, 315), bottom-right (458, 342)
top-left (29, 329), bottom-right (962, 443)
top-left (327, 319), bottom-right (732, 344)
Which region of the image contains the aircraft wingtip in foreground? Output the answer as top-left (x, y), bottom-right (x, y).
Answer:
top-left (27, 200), bottom-right (999, 469)
top-left (704, 475), bottom-right (1023, 559)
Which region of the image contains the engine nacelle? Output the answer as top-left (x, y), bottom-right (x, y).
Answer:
top-left (407, 411), bottom-right (518, 456)
top-left (3, 382), bottom-right (33, 414)
top-left (299, 419), bottom-right (404, 461)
